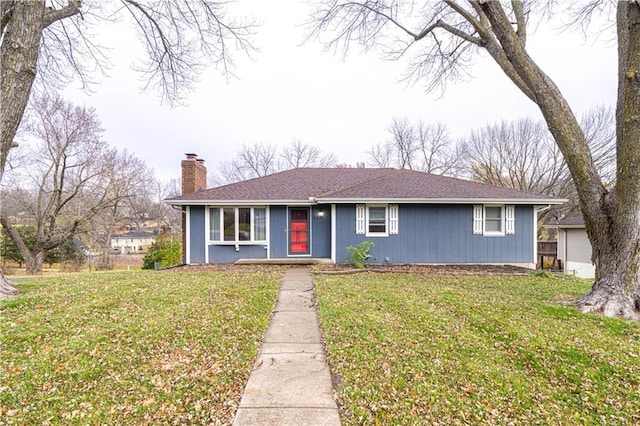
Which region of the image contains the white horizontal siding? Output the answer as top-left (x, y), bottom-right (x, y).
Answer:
top-left (564, 228), bottom-right (594, 278)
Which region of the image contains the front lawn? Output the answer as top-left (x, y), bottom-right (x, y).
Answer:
top-left (315, 273), bottom-right (640, 425)
top-left (0, 269), bottom-right (281, 424)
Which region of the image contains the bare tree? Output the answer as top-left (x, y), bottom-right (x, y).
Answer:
top-left (309, 1), bottom-right (640, 318)
top-left (152, 178), bottom-right (182, 235)
top-left (217, 142), bottom-right (280, 183)
top-left (0, 94), bottom-right (150, 273)
top-left (85, 149), bottom-right (156, 269)
top-left (460, 107), bottom-right (616, 228)
top-left (115, 177), bottom-right (182, 236)
top-left (385, 117), bottom-right (419, 169)
top-left (460, 117), bottom-right (572, 231)
top-left (461, 118), bottom-right (570, 195)
top-left (368, 141), bottom-right (395, 168)
top-left (0, 0), bottom-right (254, 294)
top-left (0, 0), bottom-right (255, 179)
top-left (581, 104), bottom-right (616, 186)
top-left (216, 140), bottom-right (337, 184)
top-left (369, 117), bottom-right (460, 175)
top-left (281, 139), bottom-right (336, 168)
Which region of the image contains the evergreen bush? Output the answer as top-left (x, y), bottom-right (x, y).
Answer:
top-left (142, 235), bottom-right (182, 270)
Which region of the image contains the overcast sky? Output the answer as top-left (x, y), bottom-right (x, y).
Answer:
top-left (62, 1), bottom-right (617, 184)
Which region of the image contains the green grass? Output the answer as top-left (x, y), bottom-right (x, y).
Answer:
top-left (1, 269), bottom-right (281, 424)
top-left (315, 273), bottom-right (640, 425)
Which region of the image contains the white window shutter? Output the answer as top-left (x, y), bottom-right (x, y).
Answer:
top-left (356, 204), bottom-right (365, 234)
top-left (473, 205), bottom-right (483, 234)
top-left (389, 204), bottom-right (399, 234)
top-left (506, 205), bottom-right (515, 234)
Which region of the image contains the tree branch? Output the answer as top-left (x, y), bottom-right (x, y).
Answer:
top-left (444, 0), bottom-right (484, 37)
top-left (1, 0), bottom-right (14, 34)
top-left (353, 1), bottom-right (419, 39)
top-left (511, 0), bottom-right (527, 45)
top-left (478, 0), bottom-right (605, 221)
top-left (43, 0), bottom-right (81, 29)
top-left (436, 20), bottom-right (482, 45)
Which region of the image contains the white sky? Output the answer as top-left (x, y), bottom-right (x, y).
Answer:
top-left (62, 1), bottom-right (617, 183)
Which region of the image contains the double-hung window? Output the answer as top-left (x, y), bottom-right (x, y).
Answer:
top-left (473, 204), bottom-right (515, 236)
top-left (484, 206), bottom-right (504, 235)
top-left (210, 207), bottom-right (267, 242)
top-left (356, 204), bottom-right (399, 237)
top-left (368, 206), bottom-right (387, 235)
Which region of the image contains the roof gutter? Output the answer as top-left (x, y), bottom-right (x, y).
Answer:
top-left (164, 198), bottom-right (568, 206)
top-left (317, 198), bottom-right (568, 205)
top-left (163, 199), bottom-right (317, 206)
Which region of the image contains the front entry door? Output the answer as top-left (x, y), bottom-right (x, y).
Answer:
top-left (289, 208), bottom-right (310, 255)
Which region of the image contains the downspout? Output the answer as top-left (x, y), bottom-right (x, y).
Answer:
top-left (564, 227), bottom-right (568, 274)
top-left (331, 204), bottom-right (337, 264)
top-left (205, 207), bottom-right (209, 264)
top-left (185, 206), bottom-right (191, 264)
top-left (536, 205), bottom-right (552, 214)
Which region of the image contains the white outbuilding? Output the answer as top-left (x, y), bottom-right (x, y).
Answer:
top-left (556, 216), bottom-right (595, 279)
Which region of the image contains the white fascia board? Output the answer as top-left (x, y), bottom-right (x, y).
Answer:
top-left (544, 223), bottom-right (587, 230)
top-left (165, 197), bottom-right (568, 206)
top-left (164, 199), bottom-right (316, 206)
top-left (317, 198), bottom-right (568, 205)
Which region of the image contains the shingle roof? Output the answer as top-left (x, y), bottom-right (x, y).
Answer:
top-left (557, 216), bottom-right (585, 227)
top-left (165, 168), bottom-right (564, 204)
top-left (112, 231), bottom-right (158, 239)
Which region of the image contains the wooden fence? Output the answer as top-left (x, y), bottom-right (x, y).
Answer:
top-left (537, 240), bottom-right (561, 270)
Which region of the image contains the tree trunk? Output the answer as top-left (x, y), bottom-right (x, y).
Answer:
top-left (0, 215), bottom-right (43, 275)
top-left (575, 211), bottom-right (640, 319)
top-left (575, 2), bottom-right (640, 319)
top-left (0, 1), bottom-right (45, 178)
top-left (24, 250), bottom-right (45, 275)
top-left (0, 271), bottom-right (18, 298)
top-left (478, 2), bottom-right (640, 319)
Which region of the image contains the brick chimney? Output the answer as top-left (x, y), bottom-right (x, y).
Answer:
top-left (181, 153), bottom-right (207, 195)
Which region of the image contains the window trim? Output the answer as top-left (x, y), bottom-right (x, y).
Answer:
top-left (208, 206), bottom-right (268, 244)
top-left (365, 204), bottom-right (389, 237)
top-left (483, 204), bottom-right (505, 237)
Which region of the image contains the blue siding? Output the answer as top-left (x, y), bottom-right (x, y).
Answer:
top-left (188, 206), bottom-right (270, 264)
top-left (188, 203), bottom-right (533, 265)
top-left (268, 205), bottom-right (332, 259)
top-left (269, 206), bottom-right (288, 258)
top-left (188, 206), bottom-right (206, 263)
top-left (208, 244), bottom-right (267, 263)
top-left (335, 204), bottom-right (534, 264)
top-left (311, 205), bottom-right (332, 258)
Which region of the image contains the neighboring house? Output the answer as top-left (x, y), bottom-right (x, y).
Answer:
top-left (110, 231), bottom-right (158, 254)
top-left (165, 154), bottom-right (565, 267)
top-left (556, 216), bottom-right (595, 278)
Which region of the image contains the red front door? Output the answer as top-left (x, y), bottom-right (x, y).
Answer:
top-left (289, 208), bottom-right (310, 255)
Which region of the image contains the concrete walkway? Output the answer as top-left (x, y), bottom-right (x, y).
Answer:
top-left (233, 268), bottom-right (341, 426)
